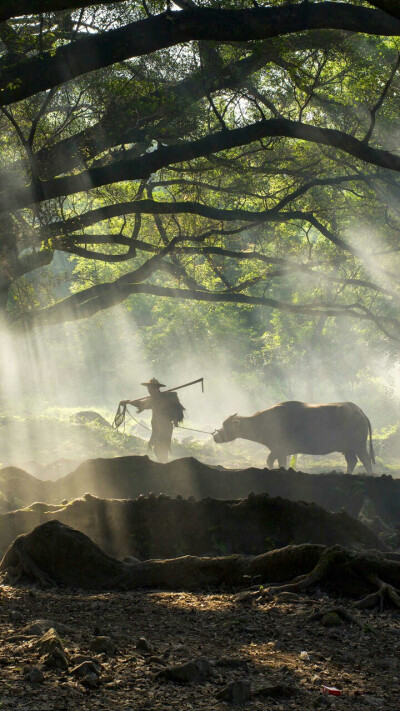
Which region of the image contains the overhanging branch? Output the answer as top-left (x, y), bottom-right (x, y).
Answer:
top-left (40, 200), bottom-right (315, 236)
top-left (0, 5), bottom-right (399, 106)
top-left (24, 45), bottom-right (275, 182)
top-left (5, 120), bottom-right (400, 214)
top-left (366, 2), bottom-right (400, 20)
top-left (16, 270), bottom-right (400, 342)
top-left (0, 0), bottom-right (122, 22)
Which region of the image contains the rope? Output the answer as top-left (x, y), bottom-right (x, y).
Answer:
top-left (113, 403), bottom-right (215, 436)
top-left (112, 402), bottom-right (127, 430)
top-left (176, 424), bottom-right (216, 435)
top-left (125, 408), bottom-right (152, 432)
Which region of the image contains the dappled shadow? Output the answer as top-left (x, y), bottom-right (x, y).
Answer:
top-left (0, 578), bottom-right (391, 710)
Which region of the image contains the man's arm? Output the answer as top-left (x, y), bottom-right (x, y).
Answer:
top-left (121, 397), bottom-right (151, 412)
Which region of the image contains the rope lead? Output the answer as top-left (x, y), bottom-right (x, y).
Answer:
top-left (113, 403), bottom-right (214, 436)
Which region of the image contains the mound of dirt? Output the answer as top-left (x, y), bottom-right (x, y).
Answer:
top-left (0, 466), bottom-right (46, 511)
top-left (51, 456), bottom-right (400, 524)
top-left (0, 490), bottom-right (387, 560)
top-left (23, 458), bottom-right (82, 481)
top-left (2, 455), bottom-right (400, 529)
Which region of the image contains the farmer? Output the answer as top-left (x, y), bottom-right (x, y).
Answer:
top-left (127, 378), bottom-right (185, 463)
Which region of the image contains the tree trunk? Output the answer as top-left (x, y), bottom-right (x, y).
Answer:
top-left (0, 214), bottom-right (18, 321)
top-left (0, 281), bottom-right (10, 319)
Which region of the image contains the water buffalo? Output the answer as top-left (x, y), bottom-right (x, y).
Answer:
top-left (213, 401), bottom-right (375, 474)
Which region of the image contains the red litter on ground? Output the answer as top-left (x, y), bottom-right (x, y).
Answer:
top-left (322, 686), bottom-right (341, 696)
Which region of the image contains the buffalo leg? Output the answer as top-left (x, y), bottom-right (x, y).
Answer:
top-left (267, 452), bottom-right (276, 469)
top-left (356, 447), bottom-right (373, 475)
top-left (344, 451), bottom-right (357, 474)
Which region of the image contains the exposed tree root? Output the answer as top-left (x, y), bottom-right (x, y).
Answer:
top-left (263, 545), bottom-right (400, 611)
top-left (2, 521), bottom-right (400, 612)
top-left (309, 605), bottom-right (363, 628)
top-left (1, 536), bottom-right (56, 588)
top-left (265, 548), bottom-right (348, 595)
top-left (355, 574), bottom-right (400, 611)
top-left (266, 569), bottom-right (322, 595)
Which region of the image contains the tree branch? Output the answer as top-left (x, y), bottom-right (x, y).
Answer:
top-left (29, 44), bottom-right (285, 181)
top-left (38, 200), bottom-right (314, 237)
top-left (364, 53), bottom-right (400, 143)
top-left (5, 119), bottom-right (400, 215)
top-left (37, 197), bottom-right (355, 265)
top-left (0, 0), bottom-right (124, 22)
top-left (15, 249), bottom-right (53, 277)
top-left (18, 276), bottom-right (400, 341)
top-left (0, 5), bottom-right (398, 106)
top-left (366, 1), bottom-right (400, 20)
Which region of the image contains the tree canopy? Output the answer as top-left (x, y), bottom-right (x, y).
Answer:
top-left (1, 0), bottom-right (400, 354)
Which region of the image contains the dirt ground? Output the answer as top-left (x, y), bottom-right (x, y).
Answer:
top-left (1, 453), bottom-right (399, 709)
top-left (0, 581), bottom-right (399, 710)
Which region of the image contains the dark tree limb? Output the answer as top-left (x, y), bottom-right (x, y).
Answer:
top-left (60, 235), bottom-right (396, 299)
top-left (4, 119), bottom-right (400, 216)
top-left (28, 45), bottom-right (280, 182)
top-left (0, 5), bottom-right (398, 107)
top-left (60, 244), bottom-right (135, 263)
top-left (1, 0), bottom-right (398, 26)
top-left (40, 200), bottom-right (345, 256)
top-left (4, 119), bottom-right (400, 220)
top-left (38, 201), bottom-right (314, 238)
top-left (0, 30), bottom-right (343, 187)
top-left (51, 237), bottom-right (398, 301)
top-left (364, 53), bottom-right (400, 143)
top-left (0, 0), bottom-right (124, 22)
top-left (64, 234), bottom-right (157, 253)
top-left (366, 1), bottom-right (400, 20)
top-left (15, 274), bottom-right (400, 340)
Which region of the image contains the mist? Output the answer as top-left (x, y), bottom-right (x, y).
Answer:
top-left (0, 291), bottom-right (400, 477)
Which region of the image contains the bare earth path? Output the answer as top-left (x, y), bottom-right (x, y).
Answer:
top-left (0, 582), bottom-right (399, 710)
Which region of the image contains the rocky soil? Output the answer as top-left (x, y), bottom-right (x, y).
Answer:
top-left (0, 579), bottom-right (399, 710)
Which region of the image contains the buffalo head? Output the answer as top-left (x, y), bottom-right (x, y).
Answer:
top-left (213, 414), bottom-right (241, 443)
